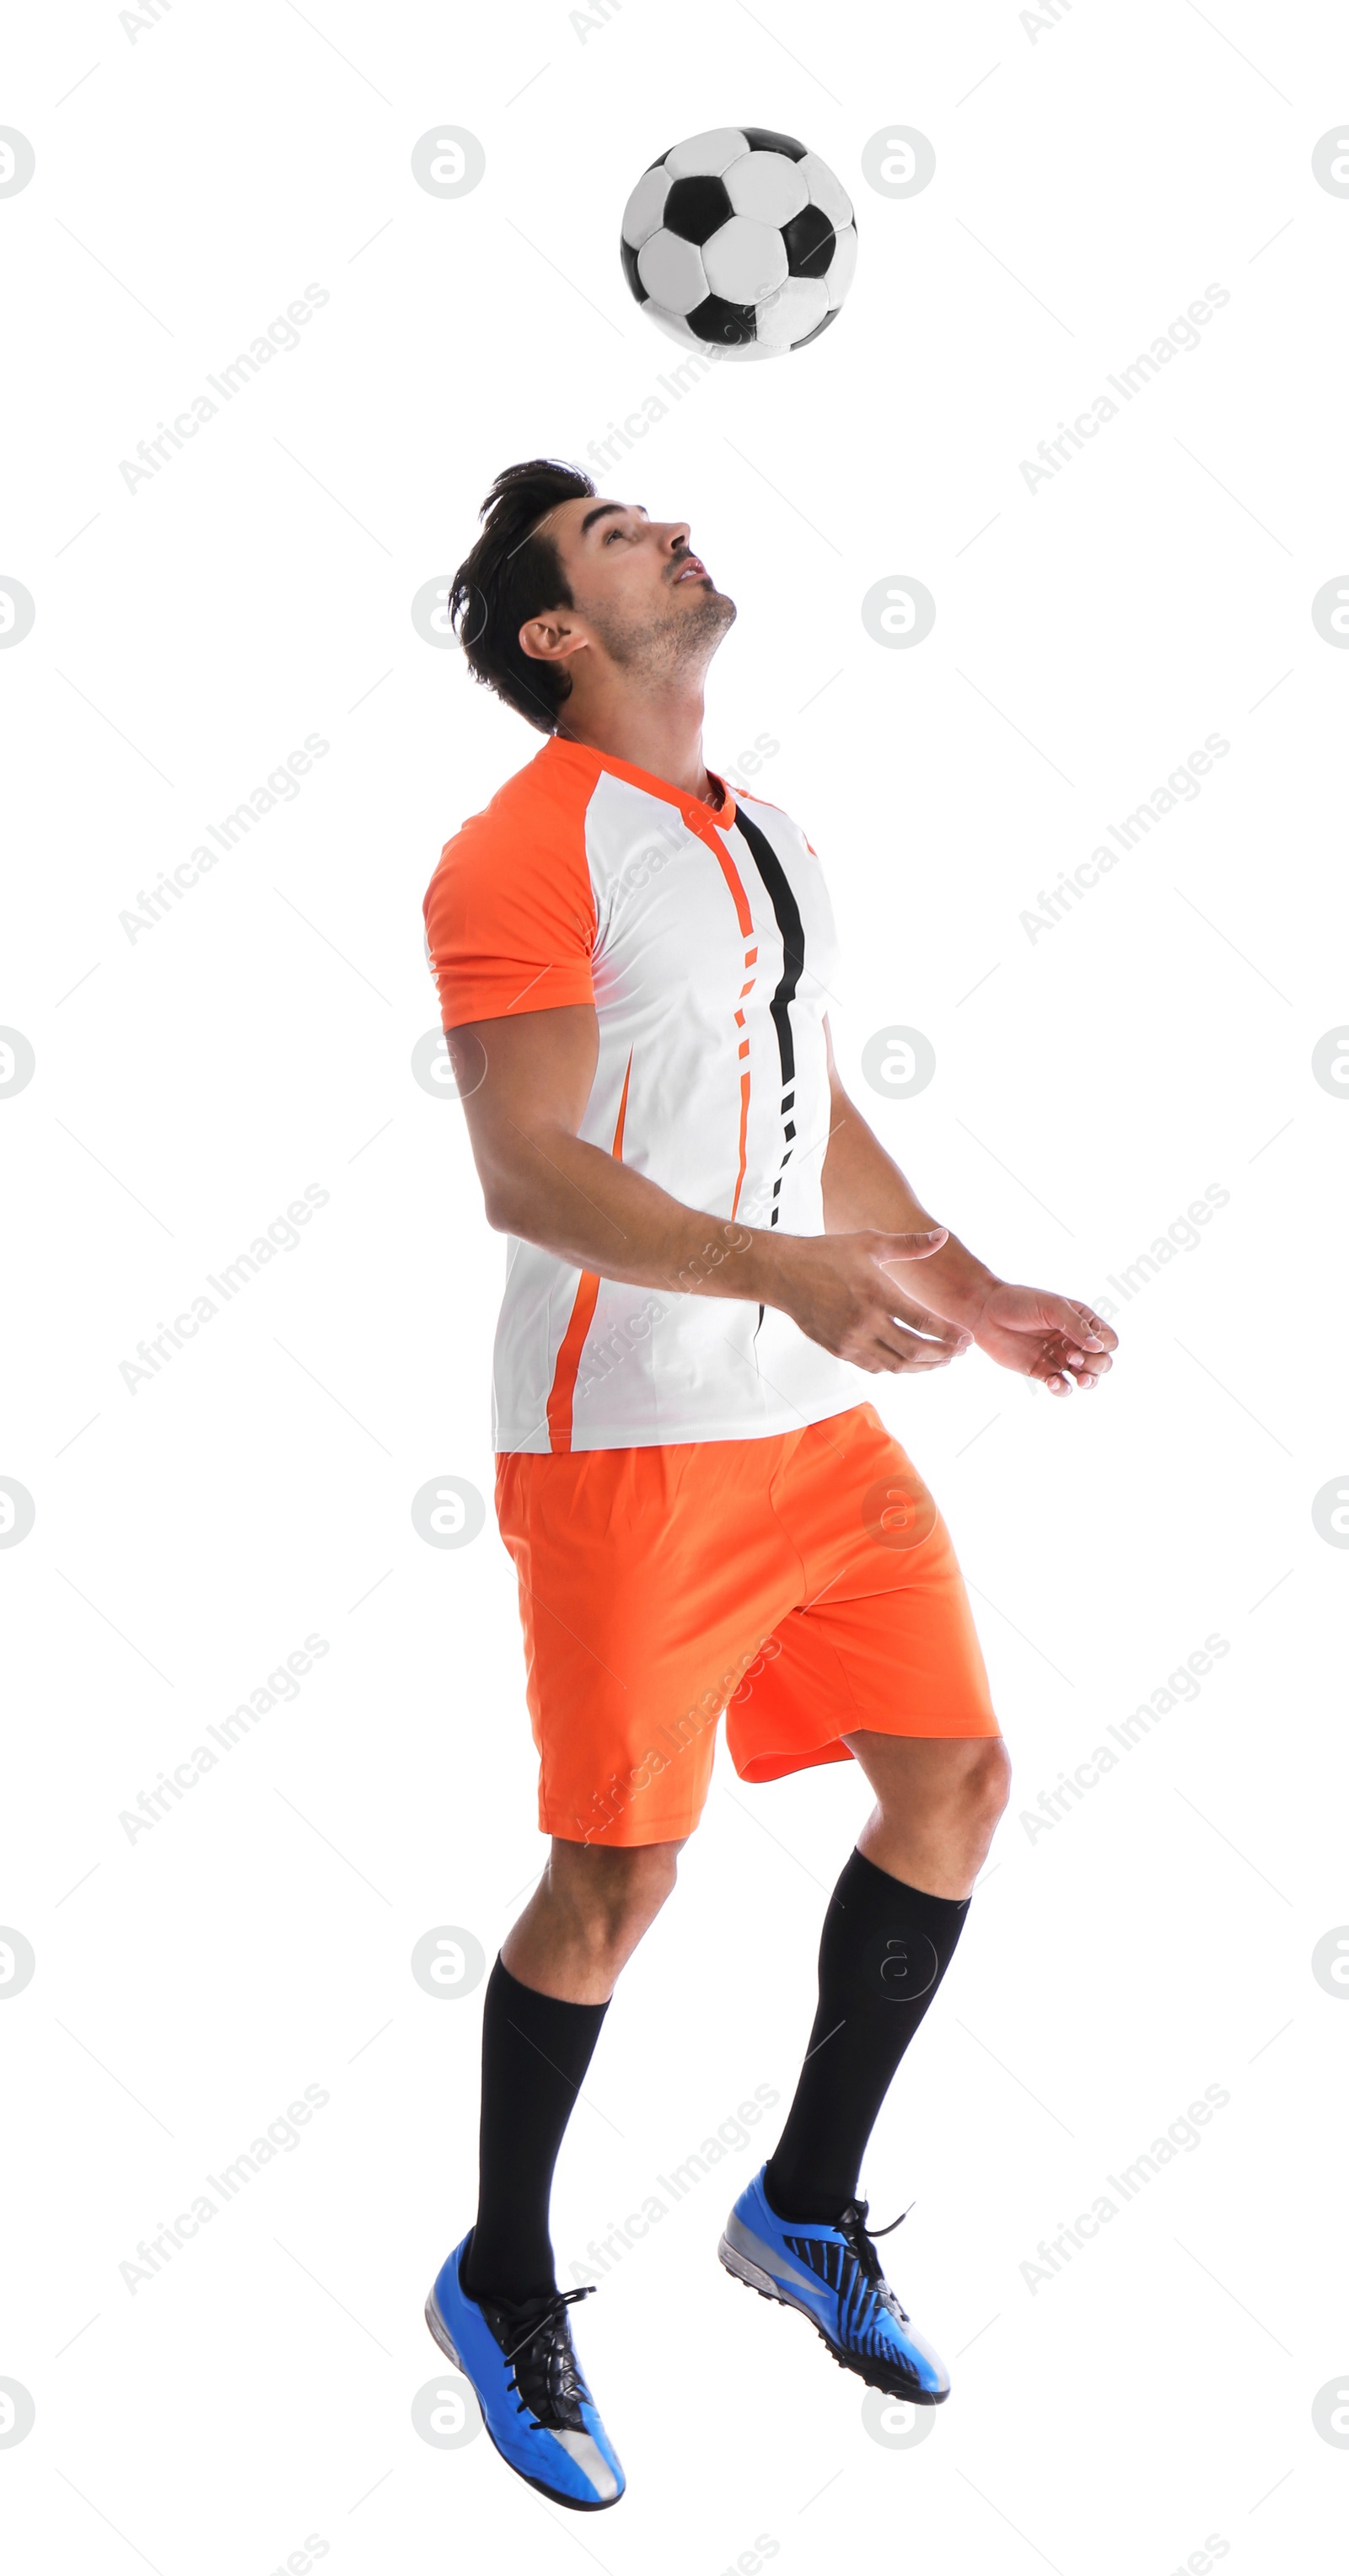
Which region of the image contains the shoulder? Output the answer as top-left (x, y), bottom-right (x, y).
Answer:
top-left (427, 738), bottom-right (600, 905)
top-left (423, 740), bottom-right (602, 1024)
top-left (733, 786), bottom-right (822, 865)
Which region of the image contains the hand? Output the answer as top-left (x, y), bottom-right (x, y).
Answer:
top-left (772, 1229), bottom-right (975, 1375)
top-left (965, 1280), bottom-right (1118, 1396)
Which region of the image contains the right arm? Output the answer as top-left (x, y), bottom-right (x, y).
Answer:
top-left (448, 1006), bottom-right (970, 1377)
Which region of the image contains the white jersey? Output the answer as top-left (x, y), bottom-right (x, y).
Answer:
top-left (424, 733), bottom-right (855, 1452)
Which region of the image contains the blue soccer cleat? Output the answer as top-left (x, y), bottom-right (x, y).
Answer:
top-left (426, 2234), bottom-right (626, 2509)
top-left (718, 2166), bottom-right (950, 2402)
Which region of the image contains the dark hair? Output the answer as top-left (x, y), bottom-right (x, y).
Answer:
top-left (449, 458), bottom-right (597, 735)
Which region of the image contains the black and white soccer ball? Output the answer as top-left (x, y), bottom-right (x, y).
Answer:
top-left (620, 127), bottom-right (857, 359)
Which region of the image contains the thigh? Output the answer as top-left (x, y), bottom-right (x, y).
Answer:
top-left (495, 1435), bottom-right (803, 1847)
top-left (725, 1406), bottom-right (1000, 1784)
top-left (843, 1730), bottom-right (1009, 1805)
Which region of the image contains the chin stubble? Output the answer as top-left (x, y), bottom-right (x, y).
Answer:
top-left (589, 586), bottom-right (737, 675)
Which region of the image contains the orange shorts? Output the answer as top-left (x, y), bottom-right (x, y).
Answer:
top-left (494, 1402), bottom-right (998, 1848)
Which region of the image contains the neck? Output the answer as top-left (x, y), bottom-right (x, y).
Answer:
top-left (555, 675), bottom-right (717, 806)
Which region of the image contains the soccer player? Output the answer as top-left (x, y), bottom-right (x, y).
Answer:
top-left (422, 459), bottom-right (1116, 2509)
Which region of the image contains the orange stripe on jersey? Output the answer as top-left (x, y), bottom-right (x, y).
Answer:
top-left (546, 1051), bottom-right (634, 1455)
top-left (731, 1068), bottom-right (751, 1219)
top-left (546, 1278), bottom-right (601, 1457)
top-left (688, 821), bottom-right (759, 1221)
top-left (610, 1050), bottom-right (632, 1157)
top-left (697, 824), bottom-right (755, 937)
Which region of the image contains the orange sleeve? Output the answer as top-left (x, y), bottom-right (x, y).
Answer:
top-left (423, 750), bottom-right (598, 1031)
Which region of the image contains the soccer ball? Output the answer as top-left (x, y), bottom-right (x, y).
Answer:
top-left (620, 126), bottom-right (857, 360)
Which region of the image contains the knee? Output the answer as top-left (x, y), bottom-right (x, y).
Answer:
top-left (927, 1741), bottom-right (1010, 1875)
top-left (903, 1739), bottom-right (1010, 1854)
top-left (965, 1737), bottom-right (1013, 1833)
top-left (611, 1842), bottom-right (682, 1929)
top-left (947, 1741), bottom-right (1008, 1865)
top-left (555, 1840), bottom-right (682, 1961)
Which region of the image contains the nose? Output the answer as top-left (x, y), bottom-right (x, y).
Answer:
top-left (660, 520), bottom-right (692, 557)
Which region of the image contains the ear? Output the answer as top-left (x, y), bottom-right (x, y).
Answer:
top-left (519, 609), bottom-right (588, 667)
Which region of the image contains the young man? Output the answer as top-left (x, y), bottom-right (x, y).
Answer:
top-left (422, 459), bottom-right (1116, 2511)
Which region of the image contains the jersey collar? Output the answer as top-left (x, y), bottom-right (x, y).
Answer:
top-left (545, 733), bottom-right (738, 834)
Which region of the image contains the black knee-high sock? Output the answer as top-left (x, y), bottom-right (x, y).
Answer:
top-left (460, 1956), bottom-right (609, 2304)
top-left (764, 1849), bottom-right (970, 2223)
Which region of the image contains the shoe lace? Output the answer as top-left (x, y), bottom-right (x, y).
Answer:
top-left (501, 2284), bottom-right (595, 2428)
top-left (836, 2198), bottom-right (914, 2318)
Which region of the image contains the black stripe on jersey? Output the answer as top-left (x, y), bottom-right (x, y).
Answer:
top-left (732, 808), bottom-right (804, 1235)
top-left (734, 810), bottom-right (803, 1100)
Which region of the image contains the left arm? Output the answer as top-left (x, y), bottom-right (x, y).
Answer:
top-left (820, 1021), bottom-right (1117, 1397)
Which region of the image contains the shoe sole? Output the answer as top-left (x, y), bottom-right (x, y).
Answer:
top-left (717, 2233), bottom-right (948, 2405)
top-left (423, 2288), bottom-right (624, 2511)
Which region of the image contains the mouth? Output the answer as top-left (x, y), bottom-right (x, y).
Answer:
top-left (673, 553), bottom-right (710, 585)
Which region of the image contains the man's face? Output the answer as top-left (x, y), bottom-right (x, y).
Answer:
top-left (522, 496), bottom-right (736, 684)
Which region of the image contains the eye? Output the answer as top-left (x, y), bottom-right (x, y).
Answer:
top-left (604, 523), bottom-right (627, 543)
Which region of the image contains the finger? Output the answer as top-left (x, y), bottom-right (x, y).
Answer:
top-left (1038, 1295), bottom-right (1113, 1352)
top-left (1069, 1301), bottom-right (1118, 1352)
top-left (1059, 1339), bottom-right (1114, 1384)
top-left (870, 1323), bottom-right (965, 1372)
top-left (1038, 1337), bottom-right (1114, 1393)
top-left (873, 1227), bottom-right (949, 1268)
top-left (1062, 1345), bottom-right (1112, 1378)
top-left (1029, 1338), bottom-right (1081, 1394)
top-left (879, 1296), bottom-right (971, 1355)
top-left (879, 1291), bottom-right (971, 1352)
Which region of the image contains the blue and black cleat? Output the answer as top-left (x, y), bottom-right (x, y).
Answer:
top-left (426, 2235), bottom-right (625, 2509)
top-left (718, 2165), bottom-right (949, 2402)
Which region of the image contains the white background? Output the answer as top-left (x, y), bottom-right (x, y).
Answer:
top-left (3, 3), bottom-right (1347, 2571)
